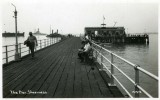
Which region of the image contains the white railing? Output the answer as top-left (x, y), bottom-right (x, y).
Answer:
top-left (91, 40), bottom-right (158, 98)
top-left (2, 37), bottom-right (61, 65)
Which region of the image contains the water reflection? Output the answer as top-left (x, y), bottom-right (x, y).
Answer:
top-left (103, 34), bottom-right (158, 97)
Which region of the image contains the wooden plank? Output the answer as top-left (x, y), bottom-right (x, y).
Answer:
top-left (96, 64), bottom-right (124, 97)
top-left (73, 41), bottom-right (83, 98)
top-left (17, 53), bottom-right (61, 98)
top-left (5, 53), bottom-right (60, 98)
top-left (92, 64), bottom-right (113, 97)
top-left (28, 39), bottom-right (74, 98)
top-left (87, 70), bottom-right (103, 97)
top-left (53, 55), bottom-right (72, 97)
top-left (108, 87), bottom-right (124, 97)
top-left (3, 58), bottom-right (50, 97)
top-left (25, 56), bottom-right (64, 98)
top-left (24, 40), bottom-right (72, 97)
top-left (62, 52), bottom-right (76, 97)
top-left (43, 43), bottom-right (74, 97)
top-left (3, 39), bottom-right (70, 98)
top-left (3, 50), bottom-right (58, 87)
top-left (3, 45), bottom-right (58, 85)
top-left (73, 54), bottom-right (83, 97)
top-left (52, 38), bottom-right (78, 98)
top-left (81, 64), bottom-right (92, 98)
top-left (43, 56), bottom-right (69, 97)
top-left (54, 39), bottom-right (81, 98)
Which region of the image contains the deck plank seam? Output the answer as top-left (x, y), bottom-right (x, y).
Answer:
top-left (6, 53), bottom-right (61, 98)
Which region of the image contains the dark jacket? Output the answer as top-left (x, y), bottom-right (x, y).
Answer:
top-left (24, 40), bottom-right (31, 47)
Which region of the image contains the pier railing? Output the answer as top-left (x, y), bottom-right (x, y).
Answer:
top-left (2, 38), bottom-right (61, 65)
top-left (91, 41), bottom-right (158, 98)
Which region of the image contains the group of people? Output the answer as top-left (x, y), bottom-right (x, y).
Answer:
top-left (78, 39), bottom-right (92, 63)
top-left (25, 32), bottom-right (92, 61)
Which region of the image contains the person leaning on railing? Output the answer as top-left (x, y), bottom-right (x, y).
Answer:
top-left (25, 32), bottom-right (38, 58)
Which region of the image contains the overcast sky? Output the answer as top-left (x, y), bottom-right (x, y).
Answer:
top-left (1, 0), bottom-right (159, 35)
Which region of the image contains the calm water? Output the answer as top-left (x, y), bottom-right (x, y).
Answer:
top-left (102, 34), bottom-right (158, 97)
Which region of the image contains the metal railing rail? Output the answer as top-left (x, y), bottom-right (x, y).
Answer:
top-left (93, 48), bottom-right (134, 98)
top-left (91, 40), bottom-right (158, 98)
top-left (2, 37), bottom-right (61, 64)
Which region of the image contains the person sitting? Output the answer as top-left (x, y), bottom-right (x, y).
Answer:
top-left (78, 40), bottom-right (91, 63)
top-left (78, 41), bottom-right (85, 60)
top-left (83, 40), bottom-right (92, 62)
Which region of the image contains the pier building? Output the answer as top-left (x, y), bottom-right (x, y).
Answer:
top-left (85, 27), bottom-right (149, 44)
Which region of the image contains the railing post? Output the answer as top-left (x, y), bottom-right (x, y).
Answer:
top-left (109, 53), bottom-right (116, 86)
top-left (50, 38), bottom-right (51, 45)
top-left (45, 39), bottom-right (46, 47)
top-left (47, 39), bottom-right (49, 46)
top-left (48, 39), bottom-right (49, 46)
top-left (40, 40), bottom-right (42, 49)
top-left (135, 65), bottom-right (140, 98)
top-left (29, 47), bottom-right (30, 54)
top-left (99, 47), bottom-right (104, 71)
top-left (95, 49), bottom-right (98, 60)
top-left (19, 43), bottom-right (21, 58)
top-left (5, 46), bottom-right (8, 64)
top-left (51, 38), bottom-right (52, 45)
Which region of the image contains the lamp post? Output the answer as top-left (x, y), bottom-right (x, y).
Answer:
top-left (12, 3), bottom-right (20, 61)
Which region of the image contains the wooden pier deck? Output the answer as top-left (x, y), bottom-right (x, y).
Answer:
top-left (3, 37), bottom-right (124, 98)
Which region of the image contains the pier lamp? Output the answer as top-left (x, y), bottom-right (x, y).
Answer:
top-left (12, 3), bottom-right (20, 61)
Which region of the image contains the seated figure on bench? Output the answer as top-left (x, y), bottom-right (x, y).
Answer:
top-left (78, 40), bottom-right (91, 63)
top-left (78, 41), bottom-right (85, 60)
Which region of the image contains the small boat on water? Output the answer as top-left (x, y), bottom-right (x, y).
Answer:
top-left (2, 31), bottom-right (25, 37)
top-left (33, 28), bottom-right (47, 35)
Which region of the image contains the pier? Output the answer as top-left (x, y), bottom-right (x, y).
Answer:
top-left (2, 2), bottom-right (158, 98)
top-left (3, 37), bottom-right (124, 98)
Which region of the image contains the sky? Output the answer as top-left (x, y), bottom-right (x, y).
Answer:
top-left (1, 0), bottom-right (159, 35)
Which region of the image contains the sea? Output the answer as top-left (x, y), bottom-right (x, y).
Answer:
top-left (101, 33), bottom-right (158, 97)
top-left (2, 33), bottom-right (158, 97)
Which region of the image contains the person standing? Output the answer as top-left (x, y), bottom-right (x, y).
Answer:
top-left (27, 32), bottom-right (38, 58)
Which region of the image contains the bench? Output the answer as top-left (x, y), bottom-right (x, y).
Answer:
top-left (85, 48), bottom-right (94, 65)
